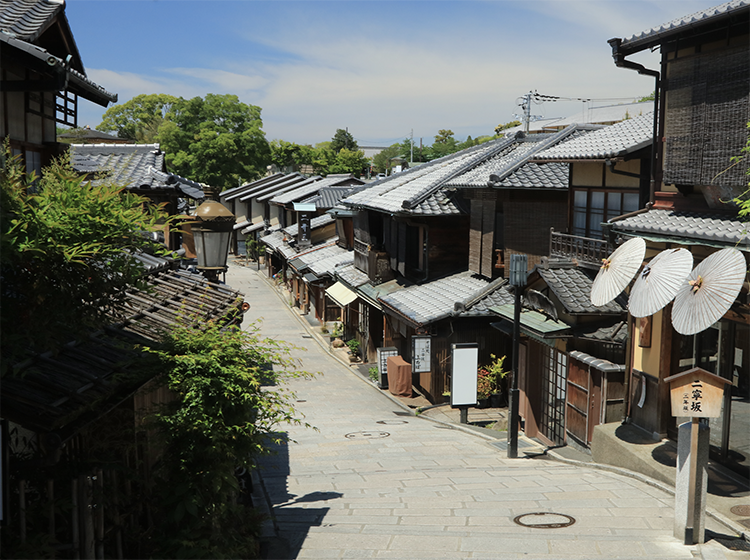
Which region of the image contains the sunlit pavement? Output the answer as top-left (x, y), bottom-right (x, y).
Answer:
top-left (225, 261), bottom-right (745, 560)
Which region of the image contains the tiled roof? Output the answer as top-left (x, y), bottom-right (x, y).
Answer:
top-left (534, 113), bottom-right (653, 160)
top-left (334, 263), bottom-right (370, 288)
top-left (0, 0), bottom-right (62, 42)
top-left (306, 185), bottom-right (366, 209)
top-left (305, 245), bottom-right (353, 278)
top-left (569, 350), bottom-right (625, 372)
top-left (271, 176), bottom-right (364, 205)
top-left (445, 126), bottom-right (587, 189)
top-left (378, 271), bottom-right (493, 327)
top-left (256, 176), bottom-right (318, 203)
top-left (221, 173), bottom-right (283, 200)
top-left (617, 1), bottom-right (749, 53)
top-left (70, 144), bottom-right (205, 198)
top-left (575, 322), bottom-right (628, 346)
top-left (342, 138), bottom-right (516, 215)
top-left (283, 213), bottom-right (335, 237)
top-left (259, 230), bottom-right (285, 252)
top-left (537, 266), bottom-right (625, 314)
top-left (0, 31), bottom-right (116, 105)
top-left (609, 208), bottom-right (750, 249)
top-left (2, 265), bottom-right (242, 434)
top-left (238, 174), bottom-right (309, 203)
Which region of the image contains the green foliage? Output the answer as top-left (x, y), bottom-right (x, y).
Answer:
top-left (730, 122), bottom-right (750, 220)
top-left (144, 318), bottom-right (314, 558)
top-left (346, 339), bottom-right (360, 356)
top-left (0, 146), bottom-right (168, 362)
top-left (269, 139), bottom-right (314, 172)
top-left (159, 94), bottom-right (271, 190)
top-left (330, 128), bottom-right (358, 153)
top-left (636, 91), bottom-right (655, 103)
top-left (494, 120), bottom-right (521, 135)
top-left (98, 93), bottom-right (178, 142)
top-left (477, 354), bottom-right (508, 399)
top-left (372, 143), bottom-right (402, 174)
top-left (368, 366), bottom-right (378, 382)
top-left (329, 148), bottom-right (370, 177)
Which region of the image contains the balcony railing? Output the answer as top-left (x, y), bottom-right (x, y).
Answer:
top-left (549, 229), bottom-right (610, 269)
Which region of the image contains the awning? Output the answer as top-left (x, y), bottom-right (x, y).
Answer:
top-left (326, 282), bottom-right (358, 307)
top-left (489, 304), bottom-right (572, 339)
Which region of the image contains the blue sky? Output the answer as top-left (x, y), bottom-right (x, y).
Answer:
top-left (67, 0), bottom-right (709, 146)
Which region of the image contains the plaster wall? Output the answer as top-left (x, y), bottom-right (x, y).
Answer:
top-left (633, 309), bottom-right (664, 377)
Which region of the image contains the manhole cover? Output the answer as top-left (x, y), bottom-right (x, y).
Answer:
top-left (513, 512), bottom-right (576, 529)
top-left (345, 431), bottom-right (390, 439)
top-left (376, 420), bottom-right (408, 425)
top-left (730, 505), bottom-right (750, 516)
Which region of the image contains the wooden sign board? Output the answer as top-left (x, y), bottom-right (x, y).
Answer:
top-left (664, 367), bottom-right (730, 418)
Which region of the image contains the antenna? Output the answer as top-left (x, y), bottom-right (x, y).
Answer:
top-left (628, 248), bottom-right (693, 318)
top-left (671, 248), bottom-right (746, 336)
top-left (590, 237), bottom-right (646, 307)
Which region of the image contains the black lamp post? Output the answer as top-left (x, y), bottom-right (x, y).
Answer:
top-left (508, 253), bottom-right (528, 459)
top-left (193, 200), bottom-right (235, 283)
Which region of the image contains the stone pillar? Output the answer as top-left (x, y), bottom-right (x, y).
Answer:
top-left (674, 420), bottom-right (709, 544)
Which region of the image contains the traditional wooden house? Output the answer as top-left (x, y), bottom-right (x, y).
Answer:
top-left (2, 254), bottom-right (245, 557)
top-left (69, 143), bottom-right (206, 250)
top-left (595, 0), bottom-right (750, 476)
top-left (1, 0), bottom-right (117, 174)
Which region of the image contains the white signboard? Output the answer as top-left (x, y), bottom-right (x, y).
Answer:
top-left (451, 343), bottom-right (478, 407)
top-left (411, 336), bottom-right (431, 373)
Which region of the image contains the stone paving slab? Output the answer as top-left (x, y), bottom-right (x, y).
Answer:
top-left (225, 264), bottom-right (743, 560)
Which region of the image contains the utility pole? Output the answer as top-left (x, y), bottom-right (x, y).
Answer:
top-left (523, 92), bottom-right (532, 134)
top-left (410, 129), bottom-right (414, 165)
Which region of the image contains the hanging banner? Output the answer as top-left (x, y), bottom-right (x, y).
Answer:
top-left (411, 335), bottom-right (431, 373)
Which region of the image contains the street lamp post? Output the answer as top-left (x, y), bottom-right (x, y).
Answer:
top-left (508, 253), bottom-right (528, 459)
top-left (192, 200), bottom-right (235, 283)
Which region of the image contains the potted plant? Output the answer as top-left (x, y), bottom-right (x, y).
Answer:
top-left (486, 354), bottom-right (509, 408)
top-left (346, 339), bottom-right (360, 362)
top-left (476, 367), bottom-right (492, 408)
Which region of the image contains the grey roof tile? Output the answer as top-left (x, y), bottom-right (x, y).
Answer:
top-left (334, 263), bottom-right (370, 288)
top-left (221, 173), bottom-right (283, 200)
top-left (238, 174), bottom-right (309, 203)
top-left (0, 0), bottom-right (63, 42)
top-left (445, 126), bottom-right (587, 189)
top-left (271, 175), bottom-right (364, 205)
top-left (379, 271), bottom-right (493, 326)
top-left (342, 138), bottom-right (515, 215)
top-left (70, 144), bottom-right (205, 198)
top-left (618, 1), bottom-right (749, 52)
top-left (535, 113), bottom-right (653, 160)
top-left (538, 267), bottom-right (624, 314)
top-left (610, 208), bottom-right (750, 248)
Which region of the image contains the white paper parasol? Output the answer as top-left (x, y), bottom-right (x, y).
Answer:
top-left (671, 248), bottom-right (747, 336)
top-left (590, 237), bottom-right (646, 307)
top-left (628, 248), bottom-right (693, 318)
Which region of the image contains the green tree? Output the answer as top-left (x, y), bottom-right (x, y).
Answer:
top-left (143, 318), bottom-right (314, 558)
top-left (637, 91), bottom-right (656, 103)
top-left (330, 148), bottom-right (370, 178)
top-left (731, 122), bottom-right (750, 220)
top-left (98, 93), bottom-right (179, 142)
top-left (330, 128), bottom-right (358, 153)
top-left (430, 129), bottom-right (458, 159)
top-left (311, 146), bottom-right (337, 176)
top-left (0, 147), bottom-right (167, 362)
top-left (158, 94), bottom-right (271, 191)
top-left (269, 140), bottom-right (315, 172)
top-left (372, 143), bottom-right (401, 174)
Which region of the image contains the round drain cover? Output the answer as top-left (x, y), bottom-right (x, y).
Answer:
top-left (376, 420), bottom-right (408, 425)
top-left (514, 512), bottom-right (575, 529)
top-left (345, 431), bottom-right (390, 439)
top-left (730, 505), bottom-right (750, 516)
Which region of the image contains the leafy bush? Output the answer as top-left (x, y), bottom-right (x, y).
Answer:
top-left (346, 339), bottom-right (360, 356)
top-left (143, 318), bottom-right (314, 558)
top-left (369, 366), bottom-right (378, 382)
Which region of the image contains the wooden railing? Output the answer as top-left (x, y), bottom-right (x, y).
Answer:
top-left (549, 229), bottom-right (610, 269)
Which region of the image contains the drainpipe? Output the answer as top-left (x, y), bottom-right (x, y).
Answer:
top-left (607, 38), bottom-right (660, 205)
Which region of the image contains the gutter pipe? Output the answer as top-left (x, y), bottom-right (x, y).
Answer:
top-left (607, 38), bottom-right (660, 206)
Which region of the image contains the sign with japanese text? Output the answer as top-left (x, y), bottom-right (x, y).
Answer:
top-left (377, 347), bottom-right (398, 377)
top-left (411, 335), bottom-right (431, 373)
top-left (665, 367), bottom-right (729, 418)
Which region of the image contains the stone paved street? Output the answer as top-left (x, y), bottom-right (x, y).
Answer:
top-left (225, 262), bottom-right (745, 560)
